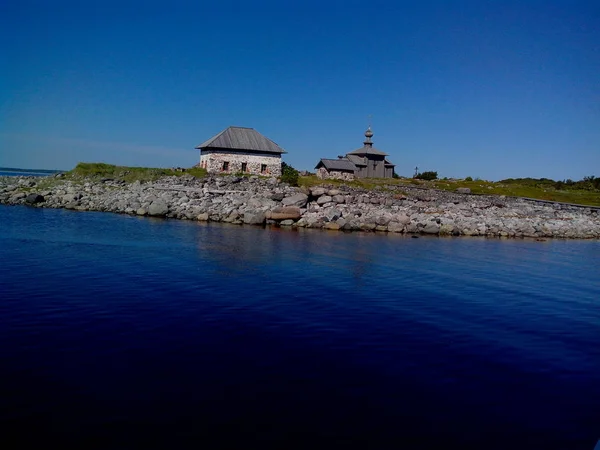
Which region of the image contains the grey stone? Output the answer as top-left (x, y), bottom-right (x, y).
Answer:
top-left (422, 222), bottom-right (440, 234)
top-left (396, 213), bottom-right (411, 225)
top-left (281, 193), bottom-right (308, 208)
top-left (310, 187), bottom-right (326, 197)
top-left (136, 208), bottom-right (147, 216)
top-left (25, 193), bottom-right (44, 204)
top-left (148, 200), bottom-right (169, 216)
top-left (376, 214), bottom-right (391, 226)
top-left (243, 210), bottom-right (266, 225)
top-left (457, 188), bottom-right (471, 194)
top-left (332, 195), bottom-right (345, 204)
top-left (316, 195), bottom-right (332, 205)
top-left (279, 219), bottom-right (294, 226)
top-left (325, 209), bottom-right (341, 222)
top-left (387, 221), bottom-right (404, 233)
top-left (197, 213), bottom-right (209, 221)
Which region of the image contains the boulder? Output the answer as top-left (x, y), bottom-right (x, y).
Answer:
top-left (25, 193), bottom-right (44, 204)
top-left (243, 210), bottom-right (266, 225)
top-left (324, 222), bottom-right (341, 230)
top-left (136, 208), bottom-right (147, 216)
top-left (325, 209), bottom-right (341, 222)
top-left (457, 188), bottom-right (471, 194)
top-left (327, 189), bottom-right (341, 196)
top-left (270, 192), bottom-right (285, 201)
top-left (280, 219), bottom-right (295, 226)
top-left (63, 193), bottom-right (81, 203)
top-left (376, 214), bottom-right (392, 226)
top-left (281, 193), bottom-right (308, 208)
top-left (332, 195), bottom-right (345, 204)
top-left (310, 187), bottom-right (326, 197)
top-left (422, 222), bottom-right (441, 234)
top-left (197, 213), bottom-right (209, 221)
top-left (316, 195), bottom-right (332, 205)
top-left (148, 200), bottom-right (169, 217)
top-left (388, 221), bottom-right (404, 233)
top-left (267, 206), bottom-right (302, 220)
top-left (396, 213), bottom-right (411, 225)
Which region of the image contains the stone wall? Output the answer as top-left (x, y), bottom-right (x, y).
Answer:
top-left (316, 168), bottom-right (355, 181)
top-left (200, 149), bottom-right (282, 177)
top-left (1, 174), bottom-right (599, 239)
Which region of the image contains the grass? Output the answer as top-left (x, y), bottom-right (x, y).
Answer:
top-left (298, 175), bottom-right (600, 206)
top-left (65, 162), bottom-right (207, 183)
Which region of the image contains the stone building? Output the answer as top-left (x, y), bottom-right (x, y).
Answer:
top-left (315, 127), bottom-right (395, 180)
top-left (196, 126), bottom-right (286, 176)
top-left (314, 158), bottom-right (357, 181)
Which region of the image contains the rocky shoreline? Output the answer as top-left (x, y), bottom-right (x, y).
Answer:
top-left (1, 174), bottom-right (599, 239)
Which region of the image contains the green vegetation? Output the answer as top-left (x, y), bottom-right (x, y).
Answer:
top-left (414, 171), bottom-right (438, 181)
top-left (66, 162), bottom-right (207, 183)
top-left (280, 162), bottom-right (299, 186)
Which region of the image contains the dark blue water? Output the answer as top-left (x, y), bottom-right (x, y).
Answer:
top-left (1, 205), bottom-right (599, 449)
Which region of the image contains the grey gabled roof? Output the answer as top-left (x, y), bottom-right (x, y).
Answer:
top-left (315, 158), bottom-right (357, 172)
top-left (195, 126), bottom-right (287, 154)
top-left (347, 145), bottom-right (388, 156)
top-left (346, 154), bottom-right (367, 166)
top-left (384, 158), bottom-right (396, 167)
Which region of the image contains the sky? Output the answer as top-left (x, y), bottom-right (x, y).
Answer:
top-left (1, 0), bottom-right (598, 180)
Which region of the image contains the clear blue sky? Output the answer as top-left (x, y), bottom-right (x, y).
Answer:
top-left (1, 0), bottom-right (598, 180)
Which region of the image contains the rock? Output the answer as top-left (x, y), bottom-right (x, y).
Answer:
top-left (325, 209), bottom-right (341, 222)
top-left (281, 193), bottom-right (308, 208)
top-left (197, 213), bottom-right (209, 221)
top-left (324, 222), bottom-right (341, 230)
top-left (439, 224), bottom-right (454, 235)
top-left (270, 193), bottom-right (285, 201)
top-left (332, 195), bottom-right (345, 204)
top-left (63, 193), bottom-right (80, 203)
top-left (457, 188), bottom-right (471, 194)
top-left (136, 208), bottom-right (147, 216)
top-left (25, 193), bottom-right (44, 204)
top-left (327, 189), bottom-right (341, 196)
top-left (388, 222), bottom-right (404, 233)
top-left (376, 214), bottom-right (391, 226)
top-left (316, 195), bottom-right (332, 205)
top-left (422, 222), bottom-right (440, 234)
top-left (310, 187), bottom-right (327, 197)
top-left (243, 210), bottom-right (266, 225)
top-left (396, 213), bottom-right (411, 225)
top-left (280, 219), bottom-right (295, 226)
top-left (267, 206), bottom-right (302, 220)
top-left (148, 200), bottom-right (169, 217)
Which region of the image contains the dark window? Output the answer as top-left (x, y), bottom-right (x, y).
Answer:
top-left (241, 162), bottom-right (247, 172)
top-left (222, 161), bottom-right (229, 171)
top-left (260, 164), bottom-right (267, 174)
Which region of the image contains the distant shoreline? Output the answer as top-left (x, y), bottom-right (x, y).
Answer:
top-left (0, 167), bottom-right (64, 174)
